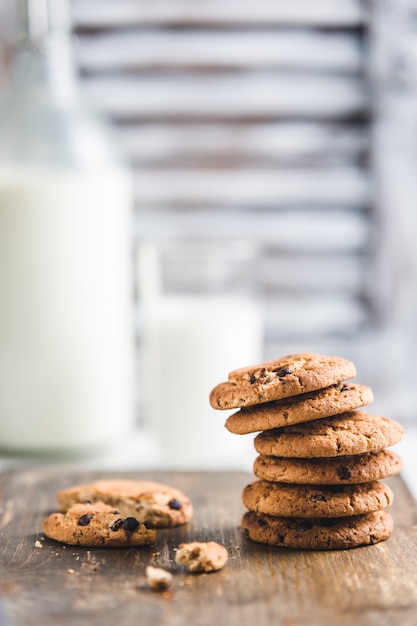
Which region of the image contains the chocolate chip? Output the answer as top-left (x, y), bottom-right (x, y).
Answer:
top-left (311, 494), bottom-right (327, 502)
top-left (295, 520), bottom-right (313, 532)
top-left (81, 500), bottom-right (93, 505)
top-left (110, 516), bottom-right (140, 532)
top-left (339, 384), bottom-right (351, 392)
top-left (249, 368), bottom-right (268, 384)
top-left (110, 518), bottom-right (125, 532)
top-left (123, 517), bottom-right (140, 532)
top-left (370, 534), bottom-right (378, 544)
top-left (78, 514), bottom-right (92, 526)
top-left (275, 367), bottom-right (292, 378)
top-left (257, 518), bottom-right (268, 526)
top-left (337, 466), bottom-right (352, 480)
top-left (168, 498), bottom-right (181, 510)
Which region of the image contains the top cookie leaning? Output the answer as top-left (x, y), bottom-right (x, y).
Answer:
top-left (209, 353), bottom-right (356, 410)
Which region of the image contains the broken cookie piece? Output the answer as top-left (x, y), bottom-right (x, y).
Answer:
top-left (146, 566), bottom-right (173, 591)
top-left (175, 541), bottom-right (228, 573)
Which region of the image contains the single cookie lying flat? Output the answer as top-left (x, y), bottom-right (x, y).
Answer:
top-left (210, 353), bottom-right (356, 410)
top-left (56, 479), bottom-right (193, 528)
top-left (253, 449), bottom-right (403, 485)
top-left (225, 383), bottom-right (373, 434)
top-left (43, 501), bottom-right (156, 547)
top-left (242, 510), bottom-right (393, 550)
top-left (175, 541), bottom-right (228, 573)
top-left (254, 411), bottom-right (404, 458)
top-left (242, 479), bottom-right (393, 518)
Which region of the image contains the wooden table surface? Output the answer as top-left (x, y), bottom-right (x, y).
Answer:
top-left (0, 468), bottom-right (416, 626)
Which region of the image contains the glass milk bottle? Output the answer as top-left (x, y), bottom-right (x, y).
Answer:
top-left (138, 239), bottom-right (264, 470)
top-left (0, 0), bottom-right (135, 454)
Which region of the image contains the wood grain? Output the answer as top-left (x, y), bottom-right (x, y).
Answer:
top-left (0, 470), bottom-right (415, 626)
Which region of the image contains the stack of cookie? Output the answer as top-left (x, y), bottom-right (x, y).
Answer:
top-left (209, 353), bottom-right (404, 550)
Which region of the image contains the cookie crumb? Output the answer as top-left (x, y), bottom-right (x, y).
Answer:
top-left (146, 566), bottom-right (173, 591)
top-left (80, 561), bottom-right (100, 574)
top-left (34, 540), bottom-right (43, 549)
top-left (175, 541), bottom-right (228, 573)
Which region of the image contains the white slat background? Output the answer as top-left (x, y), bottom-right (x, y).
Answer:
top-left (71, 0), bottom-right (374, 369)
top-left (1, 0), bottom-right (416, 477)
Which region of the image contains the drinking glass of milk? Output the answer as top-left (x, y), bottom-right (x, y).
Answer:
top-left (138, 239), bottom-right (264, 470)
top-left (0, 0), bottom-right (135, 456)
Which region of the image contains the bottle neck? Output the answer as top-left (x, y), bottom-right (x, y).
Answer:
top-left (42, 33), bottom-right (78, 108)
top-left (0, 0), bottom-right (121, 170)
top-left (24, 0), bottom-right (72, 46)
top-left (18, 0), bottom-right (77, 107)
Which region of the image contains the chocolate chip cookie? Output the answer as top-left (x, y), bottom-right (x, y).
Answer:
top-left (253, 449), bottom-right (403, 485)
top-left (209, 353), bottom-right (356, 410)
top-left (42, 501), bottom-right (156, 547)
top-left (242, 479), bottom-right (393, 518)
top-left (225, 383), bottom-right (373, 434)
top-left (242, 509), bottom-right (394, 550)
top-left (254, 411), bottom-right (404, 458)
top-left (57, 479), bottom-right (193, 528)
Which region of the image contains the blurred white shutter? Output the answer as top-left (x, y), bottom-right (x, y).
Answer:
top-left (71, 0), bottom-right (371, 352)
